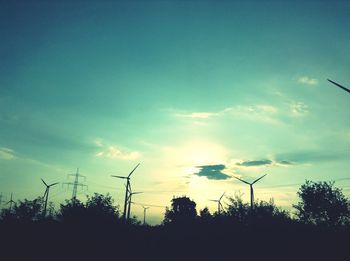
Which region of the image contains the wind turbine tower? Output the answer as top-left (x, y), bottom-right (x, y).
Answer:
top-left (111, 163), bottom-right (140, 221)
top-left (126, 189), bottom-right (143, 223)
top-left (41, 178), bottom-right (59, 217)
top-left (233, 174), bottom-right (267, 210)
top-left (7, 193), bottom-right (15, 212)
top-left (142, 205), bottom-right (149, 225)
top-left (209, 192), bottom-right (225, 214)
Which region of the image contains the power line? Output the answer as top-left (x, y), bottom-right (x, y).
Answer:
top-left (132, 201), bottom-right (167, 208)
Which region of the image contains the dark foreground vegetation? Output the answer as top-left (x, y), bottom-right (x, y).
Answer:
top-left (1, 180), bottom-right (350, 260)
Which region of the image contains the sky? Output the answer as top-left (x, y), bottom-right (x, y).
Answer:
top-left (1, 0), bottom-right (350, 224)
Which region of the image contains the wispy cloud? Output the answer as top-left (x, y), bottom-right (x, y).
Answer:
top-left (96, 146), bottom-right (140, 160)
top-left (94, 139), bottom-right (140, 160)
top-left (175, 112), bottom-right (217, 119)
top-left (194, 164), bottom-right (231, 180)
top-left (290, 102), bottom-right (308, 117)
top-left (298, 76), bottom-right (318, 86)
top-left (0, 147), bottom-right (15, 160)
top-left (174, 104), bottom-right (280, 124)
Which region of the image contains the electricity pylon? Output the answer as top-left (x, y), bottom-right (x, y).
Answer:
top-left (63, 168), bottom-right (87, 201)
top-left (41, 178), bottom-right (59, 217)
top-left (111, 163), bottom-right (140, 222)
top-left (233, 174), bottom-right (267, 209)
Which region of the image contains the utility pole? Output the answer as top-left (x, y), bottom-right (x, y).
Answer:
top-left (63, 168), bottom-right (87, 201)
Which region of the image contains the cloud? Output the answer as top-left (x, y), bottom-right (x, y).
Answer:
top-left (174, 104), bottom-right (280, 124)
top-left (276, 160), bottom-right (294, 166)
top-left (298, 76), bottom-right (318, 86)
top-left (194, 164), bottom-right (231, 180)
top-left (0, 147), bottom-right (15, 160)
top-left (290, 102), bottom-right (308, 117)
top-left (236, 159), bottom-right (272, 167)
top-left (275, 150), bottom-right (346, 165)
top-left (175, 112), bottom-right (217, 119)
top-left (96, 146), bottom-right (140, 160)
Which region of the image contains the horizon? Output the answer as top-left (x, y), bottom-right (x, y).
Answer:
top-left (1, 0), bottom-right (350, 225)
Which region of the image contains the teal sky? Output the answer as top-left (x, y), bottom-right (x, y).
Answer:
top-left (1, 0), bottom-right (350, 224)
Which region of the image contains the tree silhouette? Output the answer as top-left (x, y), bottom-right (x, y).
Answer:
top-left (58, 198), bottom-right (86, 223)
top-left (11, 197), bottom-right (43, 222)
top-left (294, 180), bottom-right (350, 226)
top-left (85, 193), bottom-right (119, 223)
top-left (163, 196), bottom-right (197, 225)
top-left (226, 194), bottom-right (290, 226)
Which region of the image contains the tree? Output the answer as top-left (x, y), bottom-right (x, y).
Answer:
top-left (294, 180), bottom-right (350, 226)
top-left (163, 196), bottom-right (197, 225)
top-left (85, 193), bottom-right (119, 223)
top-left (199, 207), bottom-right (212, 220)
top-left (12, 197), bottom-right (43, 222)
top-left (58, 198), bottom-right (86, 223)
top-left (226, 194), bottom-right (290, 226)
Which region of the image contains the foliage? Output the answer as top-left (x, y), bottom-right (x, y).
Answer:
top-left (58, 194), bottom-right (120, 224)
top-left (199, 207), bottom-right (212, 221)
top-left (226, 194), bottom-right (290, 225)
top-left (85, 193), bottom-right (119, 223)
top-left (163, 196), bottom-right (197, 225)
top-left (294, 180), bottom-right (350, 226)
top-left (59, 198), bottom-right (86, 223)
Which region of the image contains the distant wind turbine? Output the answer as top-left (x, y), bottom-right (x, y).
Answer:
top-left (127, 189), bottom-right (143, 222)
top-left (111, 163), bottom-right (140, 222)
top-left (209, 192), bottom-right (225, 214)
top-left (141, 205), bottom-right (150, 225)
top-left (233, 174), bottom-right (267, 209)
top-left (7, 193), bottom-right (15, 212)
top-left (41, 178), bottom-right (59, 217)
top-left (327, 79), bottom-right (350, 94)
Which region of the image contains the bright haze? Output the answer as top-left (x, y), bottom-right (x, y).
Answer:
top-left (1, 0), bottom-right (350, 224)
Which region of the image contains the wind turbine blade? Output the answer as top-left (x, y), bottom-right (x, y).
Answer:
top-left (252, 174), bottom-right (267, 185)
top-left (128, 163), bottom-right (140, 178)
top-left (209, 200), bottom-right (219, 202)
top-left (111, 175), bottom-right (127, 179)
top-left (41, 178), bottom-right (48, 187)
top-left (220, 192), bottom-right (226, 200)
top-left (233, 176), bottom-right (250, 185)
top-left (132, 192), bottom-right (143, 195)
top-left (49, 182), bottom-right (59, 187)
top-left (328, 79), bottom-right (350, 94)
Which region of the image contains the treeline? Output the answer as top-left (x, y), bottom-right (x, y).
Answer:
top-left (1, 180), bottom-right (350, 260)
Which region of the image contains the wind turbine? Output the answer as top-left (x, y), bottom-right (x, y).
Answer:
top-left (328, 79), bottom-right (350, 94)
top-left (126, 189), bottom-right (143, 222)
top-left (111, 163), bottom-right (140, 221)
top-left (233, 174), bottom-right (267, 209)
top-left (209, 192), bottom-right (225, 214)
top-left (41, 178), bottom-right (59, 217)
top-left (7, 193), bottom-right (15, 212)
top-left (141, 205), bottom-right (150, 225)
